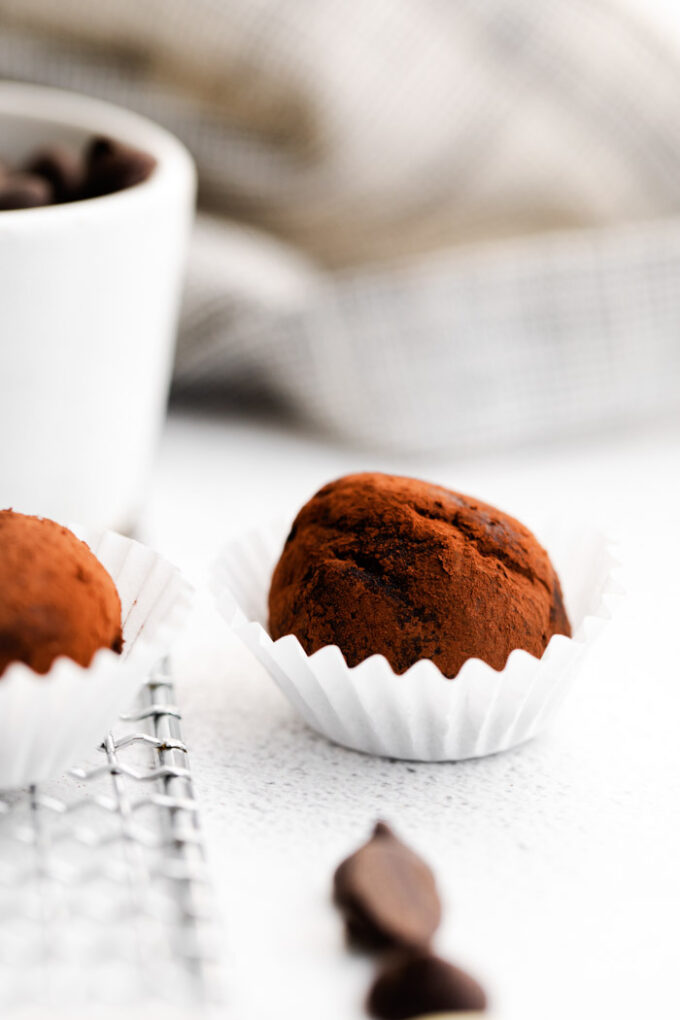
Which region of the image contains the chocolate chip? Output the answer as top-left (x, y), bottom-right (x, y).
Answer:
top-left (333, 822), bottom-right (441, 950)
top-left (85, 136), bottom-right (156, 198)
top-left (0, 173), bottom-right (52, 210)
top-left (26, 145), bottom-right (85, 203)
top-left (87, 136), bottom-right (117, 163)
top-left (367, 951), bottom-right (487, 1019)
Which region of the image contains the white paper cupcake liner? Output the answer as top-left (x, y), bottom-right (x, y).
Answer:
top-left (0, 527), bottom-right (193, 789)
top-left (213, 518), bottom-right (621, 762)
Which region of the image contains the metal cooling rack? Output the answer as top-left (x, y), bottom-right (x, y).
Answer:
top-left (0, 657), bottom-right (220, 1013)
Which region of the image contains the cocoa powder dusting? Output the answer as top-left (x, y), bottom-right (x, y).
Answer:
top-left (0, 510), bottom-right (123, 677)
top-left (268, 473), bottom-right (571, 677)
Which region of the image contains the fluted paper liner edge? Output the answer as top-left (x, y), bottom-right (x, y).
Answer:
top-left (0, 527), bottom-right (193, 788)
top-left (213, 518), bottom-right (620, 761)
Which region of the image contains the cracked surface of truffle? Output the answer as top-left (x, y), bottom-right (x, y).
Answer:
top-left (0, 510), bottom-right (123, 677)
top-left (268, 472), bottom-right (571, 677)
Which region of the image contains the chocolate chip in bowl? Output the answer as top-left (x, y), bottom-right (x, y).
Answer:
top-left (26, 143), bottom-right (86, 203)
top-left (0, 134), bottom-right (156, 210)
top-left (0, 171), bottom-right (52, 210)
top-left (84, 136), bottom-right (157, 198)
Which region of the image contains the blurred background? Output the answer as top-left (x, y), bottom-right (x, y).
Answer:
top-left (2, 0), bottom-right (680, 467)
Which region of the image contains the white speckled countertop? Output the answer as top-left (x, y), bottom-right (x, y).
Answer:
top-left (140, 408), bottom-right (680, 1020)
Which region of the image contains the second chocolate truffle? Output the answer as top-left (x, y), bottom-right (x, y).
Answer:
top-left (268, 473), bottom-right (571, 677)
top-left (0, 510), bottom-right (123, 677)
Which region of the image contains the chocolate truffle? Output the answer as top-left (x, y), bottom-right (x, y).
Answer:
top-left (0, 172), bottom-right (52, 210)
top-left (0, 510), bottom-right (123, 677)
top-left (269, 473), bottom-right (571, 677)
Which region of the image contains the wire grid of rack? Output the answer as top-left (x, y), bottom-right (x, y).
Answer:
top-left (0, 657), bottom-right (220, 1013)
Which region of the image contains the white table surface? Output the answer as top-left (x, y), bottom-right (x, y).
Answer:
top-left (139, 407), bottom-right (680, 1020)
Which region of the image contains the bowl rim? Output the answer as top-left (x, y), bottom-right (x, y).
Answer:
top-left (0, 81), bottom-right (195, 222)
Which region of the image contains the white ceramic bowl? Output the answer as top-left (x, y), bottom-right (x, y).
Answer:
top-left (0, 83), bottom-right (196, 531)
